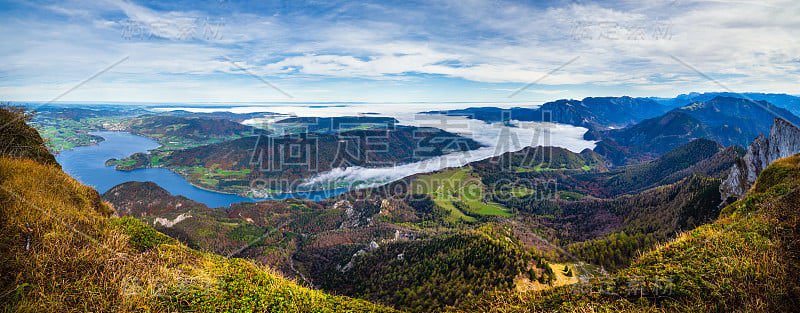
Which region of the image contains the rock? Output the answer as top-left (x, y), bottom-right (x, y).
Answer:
top-left (397, 253), bottom-right (404, 261)
top-left (368, 241), bottom-right (379, 251)
top-left (720, 118), bottom-right (800, 202)
top-left (336, 200), bottom-right (360, 228)
top-left (153, 213), bottom-right (192, 228)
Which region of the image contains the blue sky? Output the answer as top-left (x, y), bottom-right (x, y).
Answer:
top-left (1, 0), bottom-right (798, 104)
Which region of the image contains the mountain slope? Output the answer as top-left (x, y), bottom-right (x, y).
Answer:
top-left (118, 126), bottom-right (482, 195)
top-left (318, 224), bottom-right (546, 312)
top-left (672, 96), bottom-right (800, 146)
top-left (589, 112), bottom-right (717, 165)
top-left (101, 181), bottom-right (355, 278)
top-left (120, 115), bottom-right (258, 149)
top-left (449, 153), bottom-right (800, 312)
top-left (1, 103), bottom-right (60, 167)
top-left (0, 106), bottom-right (395, 312)
top-left (591, 96), bottom-right (800, 165)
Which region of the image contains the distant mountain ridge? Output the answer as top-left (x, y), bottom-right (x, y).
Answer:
top-left (122, 115), bottom-right (258, 144)
top-left (647, 91), bottom-right (800, 115)
top-left (422, 96), bottom-right (666, 130)
top-left (590, 96), bottom-right (800, 165)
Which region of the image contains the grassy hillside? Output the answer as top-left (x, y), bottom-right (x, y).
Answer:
top-left (0, 103), bottom-right (60, 166)
top-left (448, 154), bottom-right (800, 312)
top-left (0, 105), bottom-right (395, 312)
top-left (102, 181), bottom-right (354, 278)
top-left (0, 157), bottom-right (396, 312)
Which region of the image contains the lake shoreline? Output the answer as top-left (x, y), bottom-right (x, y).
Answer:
top-left (56, 131), bottom-right (346, 207)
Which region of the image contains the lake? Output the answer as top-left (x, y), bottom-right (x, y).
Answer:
top-left (56, 131), bottom-right (347, 208)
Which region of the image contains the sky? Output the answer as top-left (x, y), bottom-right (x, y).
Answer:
top-left (1, 0), bottom-right (799, 105)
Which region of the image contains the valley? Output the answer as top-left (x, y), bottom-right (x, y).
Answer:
top-left (5, 93), bottom-right (800, 312)
top-left (6, 0), bottom-right (800, 311)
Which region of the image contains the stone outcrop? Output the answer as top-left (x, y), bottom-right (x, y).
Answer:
top-left (336, 200), bottom-right (360, 228)
top-left (154, 213), bottom-right (192, 228)
top-left (337, 240), bottom-right (381, 272)
top-left (720, 118), bottom-right (800, 202)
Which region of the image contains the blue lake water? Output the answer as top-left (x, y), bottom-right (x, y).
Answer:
top-left (56, 131), bottom-right (346, 208)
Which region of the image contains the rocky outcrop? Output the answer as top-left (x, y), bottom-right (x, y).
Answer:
top-left (337, 240), bottom-right (381, 272)
top-left (720, 118), bottom-right (800, 202)
top-left (336, 200), bottom-right (360, 228)
top-left (154, 212), bottom-right (192, 227)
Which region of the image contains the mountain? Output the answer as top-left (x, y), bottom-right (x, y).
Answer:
top-left (0, 106), bottom-right (395, 312)
top-left (116, 126), bottom-right (482, 195)
top-left (101, 181), bottom-right (360, 278)
top-left (590, 96), bottom-right (800, 165)
top-left (120, 115), bottom-right (259, 149)
top-left (649, 92), bottom-right (800, 115)
top-left (465, 138), bottom-right (736, 199)
top-left (161, 109), bottom-right (280, 122)
top-left (11, 100), bottom-right (800, 312)
top-left (423, 96), bottom-right (666, 131)
top-left (720, 117), bottom-right (800, 203)
top-left (102, 181), bottom-right (210, 217)
top-left (672, 96), bottom-right (800, 146)
top-left (532, 174), bottom-right (722, 270)
top-left (589, 112), bottom-right (714, 165)
top-left (601, 139), bottom-right (731, 195)
top-left (449, 153), bottom-right (800, 312)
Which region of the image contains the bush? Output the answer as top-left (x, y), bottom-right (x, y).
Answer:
top-left (109, 216), bottom-right (174, 250)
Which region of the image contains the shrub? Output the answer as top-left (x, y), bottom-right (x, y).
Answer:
top-left (110, 216), bottom-right (174, 250)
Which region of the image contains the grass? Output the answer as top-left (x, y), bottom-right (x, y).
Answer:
top-left (558, 191), bottom-right (585, 201)
top-left (410, 168), bottom-right (513, 221)
top-left (33, 116), bottom-right (118, 152)
top-left (515, 262), bottom-right (580, 292)
top-left (0, 157), bottom-right (397, 312)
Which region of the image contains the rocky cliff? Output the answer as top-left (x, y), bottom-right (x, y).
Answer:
top-left (720, 118), bottom-right (800, 202)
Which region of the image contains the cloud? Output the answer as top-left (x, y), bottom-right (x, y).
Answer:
top-left (299, 115), bottom-right (596, 189)
top-left (1, 0), bottom-right (799, 102)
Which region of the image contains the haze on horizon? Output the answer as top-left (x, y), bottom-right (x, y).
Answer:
top-left (1, 0), bottom-right (799, 105)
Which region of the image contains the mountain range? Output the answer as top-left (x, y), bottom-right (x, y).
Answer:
top-left (4, 94), bottom-right (800, 312)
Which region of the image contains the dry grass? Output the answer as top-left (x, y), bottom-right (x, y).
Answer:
top-left (0, 157), bottom-right (395, 312)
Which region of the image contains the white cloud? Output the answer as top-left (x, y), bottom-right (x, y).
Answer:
top-left (1, 0), bottom-right (799, 102)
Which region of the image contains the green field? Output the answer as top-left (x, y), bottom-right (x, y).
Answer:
top-left (33, 116), bottom-right (121, 151)
top-left (410, 168), bottom-right (512, 222)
